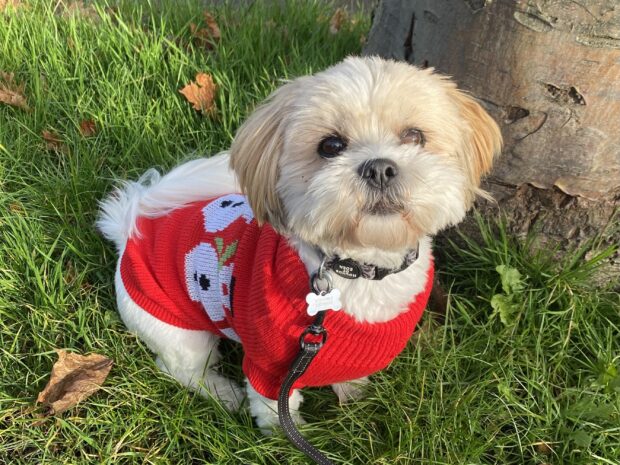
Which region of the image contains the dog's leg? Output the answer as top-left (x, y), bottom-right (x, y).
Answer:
top-left (115, 267), bottom-right (243, 411)
top-left (154, 355), bottom-right (242, 412)
top-left (331, 376), bottom-right (370, 404)
top-left (246, 381), bottom-right (305, 435)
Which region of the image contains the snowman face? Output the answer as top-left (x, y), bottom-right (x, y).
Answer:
top-left (184, 242), bottom-right (225, 321)
top-left (203, 194), bottom-right (253, 233)
top-left (184, 242), bottom-right (241, 342)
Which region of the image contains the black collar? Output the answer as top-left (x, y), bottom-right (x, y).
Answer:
top-left (322, 245), bottom-right (419, 281)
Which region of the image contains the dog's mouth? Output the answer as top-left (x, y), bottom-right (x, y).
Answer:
top-left (363, 199), bottom-right (405, 216)
top-left (358, 180), bottom-right (408, 216)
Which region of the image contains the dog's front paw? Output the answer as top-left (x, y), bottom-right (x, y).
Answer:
top-left (155, 357), bottom-right (244, 412)
top-left (254, 402), bottom-right (307, 436)
top-left (209, 378), bottom-right (244, 412)
top-left (246, 381), bottom-right (305, 435)
top-left (332, 377), bottom-right (370, 404)
top-left (254, 409), bottom-right (281, 436)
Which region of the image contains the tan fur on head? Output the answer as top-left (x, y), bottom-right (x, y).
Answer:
top-left (451, 90), bottom-right (502, 198)
top-left (229, 81), bottom-right (300, 230)
top-left (230, 57), bottom-right (502, 259)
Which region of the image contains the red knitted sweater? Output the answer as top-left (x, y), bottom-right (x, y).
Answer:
top-left (120, 194), bottom-right (434, 400)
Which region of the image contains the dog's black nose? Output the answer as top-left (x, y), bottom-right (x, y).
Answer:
top-left (358, 158), bottom-right (399, 189)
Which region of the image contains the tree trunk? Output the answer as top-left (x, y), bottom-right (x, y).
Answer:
top-left (364, 0), bottom-right (619, 262)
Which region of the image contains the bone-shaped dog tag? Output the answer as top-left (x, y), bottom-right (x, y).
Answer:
top-left (306, 289), bottom-right (342, 316)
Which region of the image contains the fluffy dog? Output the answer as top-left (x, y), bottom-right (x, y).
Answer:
top-left (97, 56), bottom-right (501, 432)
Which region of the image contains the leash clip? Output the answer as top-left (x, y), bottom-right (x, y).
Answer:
top-left (310, 257), bottom-right (333, 295)
top-left (299, 324), bottom-right (327, 349)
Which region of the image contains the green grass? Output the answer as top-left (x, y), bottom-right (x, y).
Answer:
top-left (0, 1), bottom-right (619, 464)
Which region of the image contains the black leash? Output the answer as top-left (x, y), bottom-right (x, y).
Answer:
top-left (278, 264), bottom-right (336, 465)
top-left (278, 310), bottom-right (333, 465)
top-left (273, 246), bottom-right (423, 462)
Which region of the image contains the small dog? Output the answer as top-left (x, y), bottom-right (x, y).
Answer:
top-left (98, 56), bottom-right (501, 432)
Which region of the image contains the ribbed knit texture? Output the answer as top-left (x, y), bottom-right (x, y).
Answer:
top-left (120, 195), bottom-right (434, 400)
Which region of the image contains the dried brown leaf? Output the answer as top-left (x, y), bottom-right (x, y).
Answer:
top-left (189, 11), bottom-right (221, 49)
top-left (0, 0), bottom-right (22, 12)
top-left (535, 441), bottom-right (554, 455)
top-left (179, 72), bottom-right (217, 115)
top-left (189, 23), bottom-right (212, 50)
top-left (41, 130), bottom-right (66, 153)
top-left (329, 8), bottom-right (347, 34)
top-left (9, 202), bottom-right (24, 214)
top-left (0, 72), bottom-right (28, 110)
top-left (37, 349), bottom-right (113, 415)
top-left (203, 11), bottom-right (221, 40)
top-left (56, 0), bottom-right (100, 22)
top-left (63, 260), bottom-right (77, 285)
top-left (78, 119), bottom-right (97, 137)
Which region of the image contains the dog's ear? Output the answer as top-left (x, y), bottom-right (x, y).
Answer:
top-left (229, 81), bottom-right (298, 229)
top-left (451, 90), bottom-right (502, 188)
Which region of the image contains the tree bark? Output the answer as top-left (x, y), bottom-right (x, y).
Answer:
top-left (364, 0), bottom-right (619, 261)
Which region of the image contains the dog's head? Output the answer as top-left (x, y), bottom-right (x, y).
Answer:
top-left (230, 57), bottom-right (501, 253)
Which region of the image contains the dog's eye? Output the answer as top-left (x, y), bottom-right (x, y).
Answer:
top-left (318, 135), bottom-right (347, 158)
top-left (400, 128), bottom-right (425, 146)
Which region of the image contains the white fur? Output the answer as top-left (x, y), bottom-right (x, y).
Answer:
top-left (114, 263), bottom-right (243, 411)
top-left (98, 57), bottom-right (500, 433)
top-left (97, 153), bottom-right (238, 250)
top-left (100, 154), bottom-right (246, 413)
top-left (331, 376), bottom-right (370, 404)
top-left (246, 382), bottom-right (304, 435)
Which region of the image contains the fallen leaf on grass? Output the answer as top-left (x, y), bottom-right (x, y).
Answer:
top-left (41, 130), bottom-right (66, 152)
top-left (189, 23), bottom-right (212, 49)
top-left (202, 11), bottom-right (221, 40)
top-left (37, 349), bottom-right (113, 415)
top-left (78, 119), bottom-right (97, 137)
top-left (534, 441), bottom-right (553, 455)
top-left (189, 10), bottom-right (221, 49)
top-left (0, 71), bottom-right (28, 110)
top-left (179, 72), bottom-right (217, 115)
top-left (0, 0), bottom-right (22, 12)
top-left (63, 260), bottom-right (77, 285)
top-left (55, 0), bottom-right (100, 22)
top-left (329, 8), bottom-right (347, 34)
top-left (9, 202), bottom-right (24, 214)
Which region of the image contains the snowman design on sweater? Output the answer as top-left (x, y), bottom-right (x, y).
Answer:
top-left (119, 193), bottom-right (434, 400)
top-left (184, 195), bottom-right (253, 342)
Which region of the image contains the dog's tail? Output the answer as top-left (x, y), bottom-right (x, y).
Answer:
top-left (97, 153), bottom-right (238, 252)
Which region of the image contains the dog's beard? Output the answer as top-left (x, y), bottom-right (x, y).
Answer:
top-left (354, 213), bottom-right (416, 250)
top-left (340, 180), bottom-right (416, 250)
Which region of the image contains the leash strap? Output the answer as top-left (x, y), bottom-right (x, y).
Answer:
top-left (278, 311), bottom-right (334, 465)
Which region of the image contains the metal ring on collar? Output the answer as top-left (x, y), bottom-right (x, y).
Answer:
top-left (310, 270), bottom-right (333, 295)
